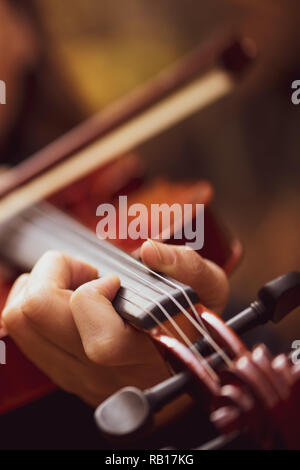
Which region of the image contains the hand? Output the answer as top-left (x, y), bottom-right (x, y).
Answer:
top-left (1, 242), bottom-right (229, 407)
top-left (141, 240), bottom-right (229, 316)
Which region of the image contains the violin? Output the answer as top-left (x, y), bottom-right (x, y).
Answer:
top-left (2, 30), bottom-right (297, 450)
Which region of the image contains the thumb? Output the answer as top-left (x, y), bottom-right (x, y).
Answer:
top-left (70, 275), bottom-right (123, 349)
top-left (141, 240), bottom-right (229, 315)
top-left (70, 275), bottom-right (151, 365)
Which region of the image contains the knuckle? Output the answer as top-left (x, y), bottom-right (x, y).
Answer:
top-left (40, 250), bottom-right (65, 264)
top-left (70, 284), bottom-right (90, 309)
top-left (70, 282), bottom-right (111, 311)
top-left (85, 336), bottom-right (114, 366)
top-left (2, 305), bottom-right (23, 331)
top-left (16, 273), bottom-right (30, 284)
top-left (21, 286), bottom-right (52, 322)
top-left (85, 338), bottom-right (104, 364)
top-left (184, 248), bottom-right (205, 275)
top-left (6, 273), bottom-right (29, 303)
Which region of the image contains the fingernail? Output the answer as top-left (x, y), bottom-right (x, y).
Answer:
top-left (147, 240), bottom-right (177, 266)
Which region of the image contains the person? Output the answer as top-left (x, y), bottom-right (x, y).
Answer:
top-left (1, 242), bottom-right (228, 407)
top-left (1, 0), bottom-right (293, 448)
top-left (0, 0), bottom-right (85, 166)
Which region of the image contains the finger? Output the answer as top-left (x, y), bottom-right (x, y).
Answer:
top-left (5, 273), bottom-right (29, 307)
top-left (4, 252), bottom-right (98, 359)
top-left (2, 303), bottom-right (99, 404)
top-left (29, 250), bottom-right (98, 291)
top-left (0, 273), bottom-right (29, 333)
top-left (141, 240), bottom-right (229, 315)
top-left (71, 276), bottom-right (159, 366)
top-left (2, 289), bottom-right (86, 360)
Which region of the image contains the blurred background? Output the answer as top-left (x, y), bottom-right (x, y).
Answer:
top-left (1, 0), bottom-right (300, 350)
top-left (1, 0), bottom-right (300, 450)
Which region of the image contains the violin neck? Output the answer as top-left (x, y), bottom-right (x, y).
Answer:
top-left (0, 202), bottom-right (199, 331)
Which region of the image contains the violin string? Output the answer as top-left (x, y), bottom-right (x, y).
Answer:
top-left (8, 212), bottom-right (219, 379)
top-left (106, 248), bottom-right (232, 367)
top-left (7, 212), bottom-right (189, 351)
top-left (131, 248), bottom-right (208, 330)
top-left (125, 283), bottom-right (218, 380)
top-left (118, 293), bottom-right (174, 338)
top-left (33, 203), bottom-right (232, 367)
top-left (43, 207), bottom-right (232, 367)
top-left (38, 204), bottom-right (208, 335)
top-left (40, 210), bottom-right (219, 374)
top-left (111, 255), bottom-right (232, 367)
top-left (16, 204), bottom-right (231, 368)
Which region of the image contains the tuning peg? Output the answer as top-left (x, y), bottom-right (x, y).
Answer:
top-left (258, 271), bottom-right (300, 324)
top-left (94, 387), bottom-right (152, 440)
top-left (226, 272), bottom-right (300, 335)
top-left (94, 372), bottom-right (190, 440)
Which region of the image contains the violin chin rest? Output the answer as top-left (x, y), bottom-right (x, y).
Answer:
top-left (94, 387), bottom-right (152, 441)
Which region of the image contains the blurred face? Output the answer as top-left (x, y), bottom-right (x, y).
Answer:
top-left (0, 0), bottom-right (37, 144)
